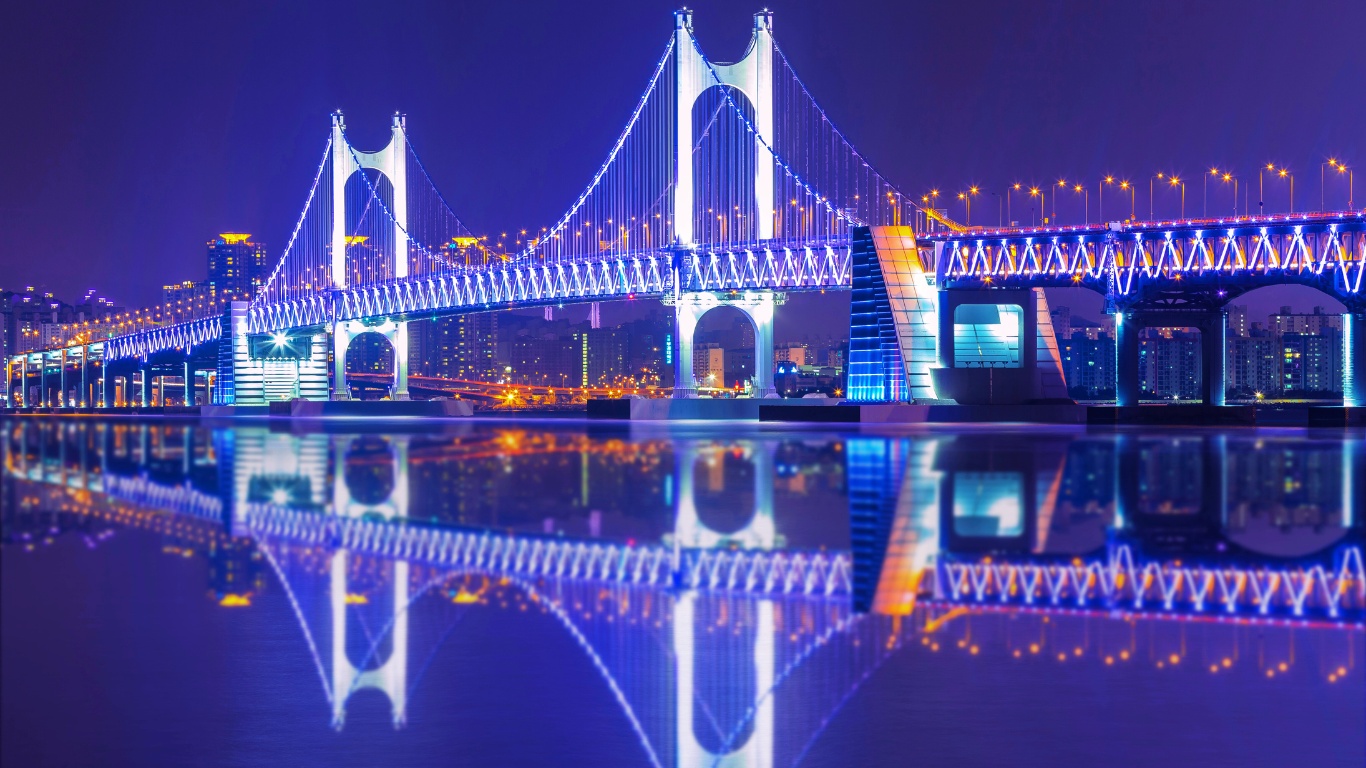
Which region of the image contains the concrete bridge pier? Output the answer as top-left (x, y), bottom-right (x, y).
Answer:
top-left (332, 319), bottom-right (410, 401)
top-left (672, 291), bottom-right (781, 399)
top-left (1346, 313), bottom-right (1366, 408)
top-left (928, 287), bottom-right (1067, 405)
top-left (1115, 308), bottom-right (1227, 407)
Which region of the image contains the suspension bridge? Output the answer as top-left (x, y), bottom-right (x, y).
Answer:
top-left (5, 9), bottom-right (1366, 411)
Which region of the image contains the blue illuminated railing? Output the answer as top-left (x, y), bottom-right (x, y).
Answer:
top-left (939, 545), bottom-right (1365, 620)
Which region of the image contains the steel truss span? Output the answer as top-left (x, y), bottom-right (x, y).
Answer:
top-left (926, 213), bottom-right (1366, 307)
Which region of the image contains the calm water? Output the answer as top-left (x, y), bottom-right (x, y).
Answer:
top-left (2, 418), bottom-right (1362, 767)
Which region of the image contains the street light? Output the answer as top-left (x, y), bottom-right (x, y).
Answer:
top-left (958, 186), bottom-right (979, 226)
top-left (1169, 176), bottom-right (1186, 219)
top-left (1100, 176), bottom-right (1116, 222)
top-left (1007, 183), bottom-right (1022, 226)
top-left (1334, 161), bottom-right (1354, 210)
top-left (1055, 179), bottom-right (1067, 223)
top-left (1028, 186), bottom-right (1044, 226)
top-left (1150, 172), bottom-right (1167, 220)
top-left (1119, 180), bottom-right (1134, 220)
top-left (1275, 167), bottom-right (1294, 213)
top-left (1204, 168), bottom-right (1219, 218)
top-left (1259, 163), bottom-right (1277, 216)
top-left (1326, 158), bottom-right (1352, 210)
top-left (1072, 184), bottom-right (1089, 225)
top-left (1215, 171), bottom-right (1238, 216)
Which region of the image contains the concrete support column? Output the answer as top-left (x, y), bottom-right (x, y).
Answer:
top-left (60, 349), bottom-right (68, 408)
top-left (1201, 311), bottom-right (1227, 406)
top-left (937, 292), bottom-right (956, 369)
top-left (392, 321), bottom-right (410, 400)
top-left (749, 298), bottom-right (778, 399)
top-left (100, 365), bottom-right (112, 408)
top-left (332, 322), bottom-right (352, 401)
top-left (1346, 313), bottom-right (1366, 408)
top-left (80, 346), bottom-right (88, 407)
top-left (1116, 312), bottom-right (1141, 407)
top-left (140, 363), bottom-right (151, 408)
top-left (184, 360), bottom-right (194, 406)
top-left (673, 301), bottom-right (699, 399)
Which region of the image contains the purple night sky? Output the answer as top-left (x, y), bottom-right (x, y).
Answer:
top-left (2, 0), bottom-right (1362, 333)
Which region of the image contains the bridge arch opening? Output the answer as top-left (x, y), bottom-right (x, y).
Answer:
top-left (1224, 285), bottom-right (1348, 403)
top-left (344, 332), bottom-right (396, 400)
top-left (692, 85), bottom-right (758, 246)
top-left (692, 305), bottom-right (755, 393)
top-left (343, 169), bottom-right (398, 285)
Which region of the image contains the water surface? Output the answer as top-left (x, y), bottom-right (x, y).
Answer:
top-left (3, 418), bottom-right (1362, 767)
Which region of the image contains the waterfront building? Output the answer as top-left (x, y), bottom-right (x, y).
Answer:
top-left (206, 234), bottom-right (269, 300)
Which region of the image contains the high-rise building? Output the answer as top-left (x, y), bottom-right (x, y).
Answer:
top-left (1050, 305), bottom-right (1072, 340)
top-left (415, 313), bottom-right (500, 381)
top-left (206, 234), bottom-right (270, 300)
top-left (1270, 305), bottom-right (1343, 335)
top-left (775, 344), bottom-right (809, 366)
top-left (1141, 330), bottom-right (1201, 400)
top-left (1059, 331), bottom-right (1115, 398)
top-left (693, 344), bottom-right (725, 388)
top-left (1228, 333), bottom-right (1280, 396)
top-left (161, 280), bottom-right (215, 306)
top-left (1228, 305), bottom-right (1248, 338)
top-left (1281, 331), bottom-right (1342, 393)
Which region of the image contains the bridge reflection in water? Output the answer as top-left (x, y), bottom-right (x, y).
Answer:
top-left (2, 421), bottom-right (1362, 765)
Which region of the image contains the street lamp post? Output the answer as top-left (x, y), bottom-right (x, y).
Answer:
top-left (1007, 183), bottom-right (1021, 226)
top-left (1073, 184), bottom-right (1089, 225)
top-left (1259, 163), bottom-right (1277, 216)
top-left (1276, 167), bottom-right (1294, 213)
top-left (1029, 187), bottom-right (1043, 227)
top-left (1169, 176), bottom-right (1186, 219)
top-left (1120, 180), bottom-right (1134, 220)
top-left (1055, 179), bottom-right (1067, 223)
top-left (1150, 173), bottom-right (1167, 220)
top-left (958, 186), bottom-right (979, 227)
top-left (1216, 172), bottom-right (1237, 216)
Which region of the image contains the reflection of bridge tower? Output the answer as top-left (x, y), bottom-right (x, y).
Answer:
top-left (330, 112), bottom-right (411, 401)
top-left (673, 440), bottom-right (775, 767)
top-left (673, 441), bottom-right (775, 550)
top-left (330, 435), bottom-right (410, 728)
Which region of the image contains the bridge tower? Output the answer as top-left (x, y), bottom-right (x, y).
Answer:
top-left (672, 440), bottom-right (776, 766)
top-left (670, 10), bottom-right (779, 398)
top-left (329, 112), bottom-right (412, 401)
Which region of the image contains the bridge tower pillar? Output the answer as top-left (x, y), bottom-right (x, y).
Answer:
top-left (673, 10), bottom-right (775, 246)
top-left (1346, 313), bottom-right (1366, 408)
top-left (329, 112), bottom-right (411, 401)
top-left (672, 292), bottom-right (780, 398)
